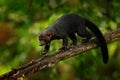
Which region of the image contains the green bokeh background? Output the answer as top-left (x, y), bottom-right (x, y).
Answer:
top-left (0, 0), bottom-right (120, 80)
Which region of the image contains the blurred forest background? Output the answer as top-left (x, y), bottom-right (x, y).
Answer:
top-left (0, 0), bottom-right (120, 80)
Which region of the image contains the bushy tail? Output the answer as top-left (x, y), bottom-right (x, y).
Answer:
top-left (85, 19), bottom-right (108, 64)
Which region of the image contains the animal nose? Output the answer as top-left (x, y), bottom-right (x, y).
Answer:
top-left (39, 41), bottom-right (45, 46)
top-left (39, 44), bottom-right (44, 46)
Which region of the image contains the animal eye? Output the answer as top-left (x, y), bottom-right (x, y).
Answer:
top-left (39, 37), bottom-right (41, 40)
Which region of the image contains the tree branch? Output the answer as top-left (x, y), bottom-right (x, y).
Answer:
top-left (0, 29), bottom-right (120, 80)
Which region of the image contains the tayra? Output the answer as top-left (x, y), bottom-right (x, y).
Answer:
top-left (38, 14), bottom-right (108, 64)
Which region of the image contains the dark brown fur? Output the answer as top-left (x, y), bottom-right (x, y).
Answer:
top-left (38, 14), bottom-right (108, 64)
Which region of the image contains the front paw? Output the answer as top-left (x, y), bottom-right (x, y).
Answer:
top-left (70, 42), bottom-right (77, 47)
top-left (40, 50), bottom-right (48, 55)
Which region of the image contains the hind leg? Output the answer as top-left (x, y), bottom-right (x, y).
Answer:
top-left (69, 34), bottom-right (77, 46)
top-left (77, 28), bottom-right (92, 43)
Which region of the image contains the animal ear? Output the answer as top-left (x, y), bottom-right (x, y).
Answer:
top-left (47, 31), bottom-right (54, 37)
top-left (39, 33), bottom-right (43, 38)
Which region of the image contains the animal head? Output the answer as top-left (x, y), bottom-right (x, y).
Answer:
top-left (39, 30), bottom-right (54, 46)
